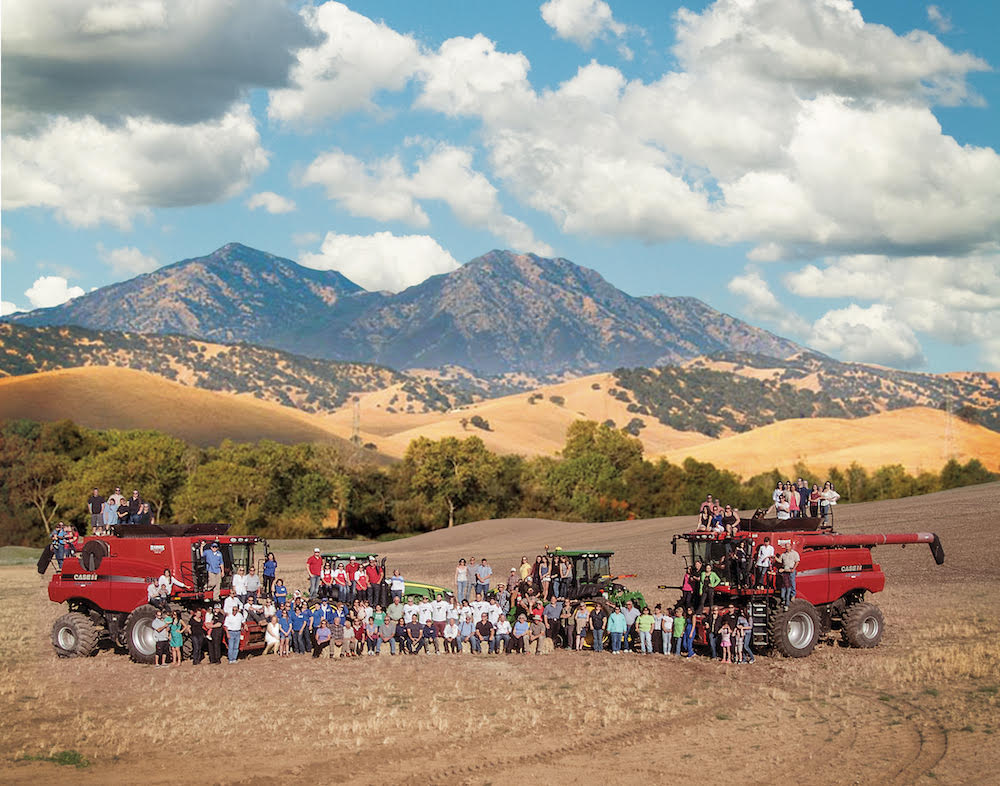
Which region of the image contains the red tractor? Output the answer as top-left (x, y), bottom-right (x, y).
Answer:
top-left (43, 523), bottom-right (268, 663)
top-left (670, 518), bottom-right (945, 657)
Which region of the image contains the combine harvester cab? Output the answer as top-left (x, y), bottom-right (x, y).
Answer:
top-left (45, 523), bottom-right (268, 663)
top-left (671, 520), bottom-right (944, 658)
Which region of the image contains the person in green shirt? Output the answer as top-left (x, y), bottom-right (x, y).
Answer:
top-left (672, 607), bottom-right (687, 656)
top-left (698, 566), bottom-right (721, 613)
top-left (636, 607), bottom-right (655, 654)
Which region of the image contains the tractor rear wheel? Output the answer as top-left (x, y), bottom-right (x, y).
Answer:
top-left (841, 602), bottom-right (884, 648)
top-left (52, 612), bottom-right (100, 658)
top-left (768, 599), bottom-right (820, 658)
top-left (124, 604), bottom-right (159, 664)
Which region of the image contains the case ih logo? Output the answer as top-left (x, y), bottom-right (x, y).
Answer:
top-left (73, 574), bottom-right (98, 581)
top-left (149, 544), bottom-right (166, 554)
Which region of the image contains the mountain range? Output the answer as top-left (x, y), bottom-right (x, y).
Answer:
top-left (8, 243), bottom-right (800, 375)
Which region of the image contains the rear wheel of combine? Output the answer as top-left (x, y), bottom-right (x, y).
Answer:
top-left (768, 599), bottom-right (820, 658)
top-left (52, 612), bottom-right (100, 658)
top-left (124, 604), bottom-right (159, 664)
top-left (842, 602), bottom-right (884, 648)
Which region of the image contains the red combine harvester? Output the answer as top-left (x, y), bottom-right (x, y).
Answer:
top-left (670, 516), bottom-right (945, 657)
top-left (45, 523), bottom-right (268, 663)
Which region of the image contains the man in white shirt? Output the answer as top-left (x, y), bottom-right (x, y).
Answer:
top-left (431, 593), bottom-right (449, 637)
top-left (403, 598), bottom-right (419, 625)
top-left (470, 593), bottom-right (490, 622)
top-left (755, 537), bottom-right (775, 588)
top-left (494, 616), bottom-right (512, 654)
top-left (224, 607), bottom-right (245, 663)
top-left (223, 593), bottom-right (244, 616)
top-left (487, 600), bottom-right (504, 626)
top-left (418, 599), bottom-right (434, 625)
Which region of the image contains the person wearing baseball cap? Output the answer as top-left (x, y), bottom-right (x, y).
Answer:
top-left (307, 548), bottom-right (323, 599)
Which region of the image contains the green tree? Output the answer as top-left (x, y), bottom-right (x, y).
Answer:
top-left (402, 436), bottom-right (501, 528)
top-left (7, 451), bottom-right (71, 535)
top-left (173, 459), bottom-right (267, 533)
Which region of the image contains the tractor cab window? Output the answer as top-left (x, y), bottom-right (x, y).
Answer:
top-left (575, 556), bottom-right (610, 583)
top-left (689, 539), bottom-right (730, 569)
top-left (229, 543), bottom-right (251, 572)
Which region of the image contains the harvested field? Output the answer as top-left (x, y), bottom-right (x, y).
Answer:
top-left (3, 483), bottom-right (999, 784)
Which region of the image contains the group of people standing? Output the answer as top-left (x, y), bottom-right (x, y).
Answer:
top-left (771, 479), bottom-right (841, 524)
top-left (87, 486), bottom-right (154, 534)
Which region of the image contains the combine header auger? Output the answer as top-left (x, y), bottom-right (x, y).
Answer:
top-left (44, 523), bottom-right (268, 663)
top-left (670, 521), bottom-right (945, 658)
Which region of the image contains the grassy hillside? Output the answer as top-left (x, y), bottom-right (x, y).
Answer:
top-left (657, 406), bottom-right (1000, 477)
top-left (0, 366), bottom-right (385, 455)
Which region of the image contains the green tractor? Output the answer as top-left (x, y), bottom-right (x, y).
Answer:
top-left (546, 548), bottom-right (645, 650)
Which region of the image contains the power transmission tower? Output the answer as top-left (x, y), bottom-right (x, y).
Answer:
top-left (351, 396), bottom-right (361, 446)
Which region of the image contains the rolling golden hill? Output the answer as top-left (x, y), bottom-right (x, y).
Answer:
top-left (657, 405), bottom-right (1000, 477)
top-left (0, 366), bottom-right (376, 455)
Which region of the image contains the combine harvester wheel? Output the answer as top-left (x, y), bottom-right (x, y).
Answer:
top-left (52, 612), bottom-right (99, 658)
top-left (841, 602), bottom-right (885, 648)
top-left (768, 599), bottom-right (820, 657)
top-left (124, 604), bottom-right (159, 664)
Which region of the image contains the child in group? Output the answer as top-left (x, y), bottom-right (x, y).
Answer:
top-left (719, 621), bottom-right (733, 663)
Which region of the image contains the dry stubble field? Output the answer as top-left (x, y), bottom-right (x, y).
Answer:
top-left (2, 484), bottom-right (999, 785)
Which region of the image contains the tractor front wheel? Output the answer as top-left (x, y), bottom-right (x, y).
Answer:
top-left (769, 599), bottom-right (820, 658)
top-left (124, 604), bottom-right (159, 664)
top-left (52, 612), bottom-right (100, 658)
top-left (841, 602), bottom-right (884, 648)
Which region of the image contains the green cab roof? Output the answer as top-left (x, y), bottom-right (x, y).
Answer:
top-left (546, 548), bottom-right (615, 557)
top-left (321, 552), bottom-right (378, 560)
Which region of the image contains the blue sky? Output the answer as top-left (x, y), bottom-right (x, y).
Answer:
top-left (2, 0), bottom-right (998, 372)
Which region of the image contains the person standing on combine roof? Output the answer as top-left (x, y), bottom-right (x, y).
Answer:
top-left (100, 487), bottom-right (122, 535)
top-left (820, 482), bottom-right (840, 527)
top-left (306, 548), bottom-right (323, 599)
top-left (204, 541), bottom-right (225, 600)
top-left (125, 490), bottom-right (142, 523)
top-left (86, 488), bottom-right (105, 536)
top-left (474, 558), bottom-right (493, 597)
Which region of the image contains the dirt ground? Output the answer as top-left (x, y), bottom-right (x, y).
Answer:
top-left (2, 483), bottom-right (999, 784)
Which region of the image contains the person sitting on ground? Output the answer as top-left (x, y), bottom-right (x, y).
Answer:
top-left (529, 615), bottom-right (547, 655)
top-left (312, 619), bottom-right (331, 658)
top-left (405, 614), bottom-right (423, 655)
top-left (473, 613), bottom-right (495, 654)
top-left (443, 618), bottom-right (460, 654)
top-left (262, 615), bottom-right (280, 656)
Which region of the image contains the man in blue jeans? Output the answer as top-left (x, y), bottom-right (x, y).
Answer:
top-left (224, 607), bottom-right (245, 663)
top-left (204, 541), bottom-right (224, 600)
top-left (590, 605), bottom-right (607, 653)
top-left (474, 559), bottom-right (493, 597)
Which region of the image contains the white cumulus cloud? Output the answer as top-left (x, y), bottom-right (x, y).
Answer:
top-left (98, 244), bottom-right (160, 275)
top-left (300, 231), bottom-right (459, 292)
top-left (302, 144), bottom-right (552, 254)
top-left (247, 191), bottom-right (297, 214)
top-left (541, 0), bottom-right (627, 48)
top-left (1, 301), bottom-right (21, 316)
top-left (2, 106), bottom-right (268, 229)
top-left (927, 5), bottom-right (952, 34)
top-left (268, 1), bottom-right (420, 125)
top-left (727, 268), bottom-right (808, 335)
top-left (808, 303), bottom-right (925, 368)
top-left (25, 275), bottom-right (85, 309)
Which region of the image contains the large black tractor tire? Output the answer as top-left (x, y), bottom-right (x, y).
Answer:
top-left (124, 604), bottom-right (160, 664)
top-left (768, 599), bottom-right (821, 658)
top-left (52, 612), bottom-right (100, 658)
top-left (841, 602), bottom-right (885, 648)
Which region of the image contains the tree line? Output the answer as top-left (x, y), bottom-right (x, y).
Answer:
top-left (0, 418), bottom-right (995, 546)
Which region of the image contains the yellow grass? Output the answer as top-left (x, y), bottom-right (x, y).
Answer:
top-left (657, 406), bottom-right (1000, 476)
top-left (0, 366), bottom-right (359, 449)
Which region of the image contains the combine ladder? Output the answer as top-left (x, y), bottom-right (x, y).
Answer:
top-left (749, 599), bottom-right (770, 649)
